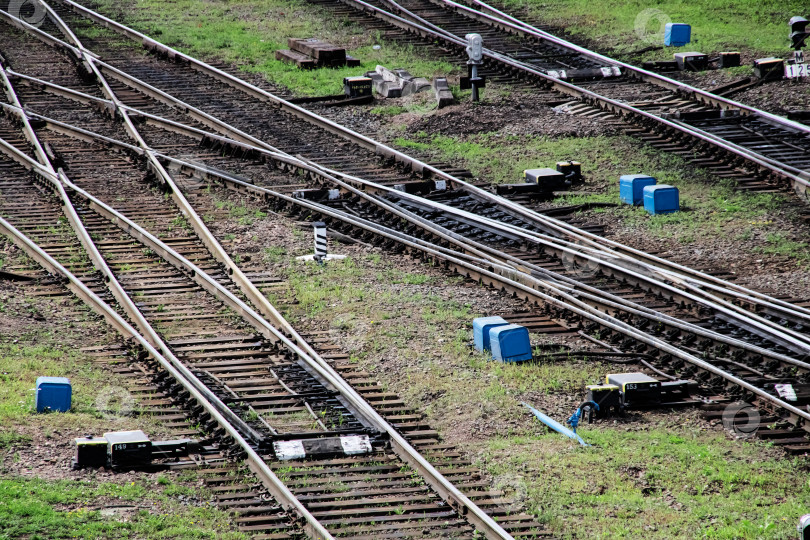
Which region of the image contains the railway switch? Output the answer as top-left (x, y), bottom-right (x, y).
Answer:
top-left (664, 23), bottom-right (691, 47)
top-left (643, 184), bottom-right (680, 215)
top-left (35, 376), bottom-right (72, 413)
top-left (473, 316), bottom-right (508, 351)
top-left (619, 174), bottom-right (656, 205)
top-left (489, 324), bottom-right (533, 362)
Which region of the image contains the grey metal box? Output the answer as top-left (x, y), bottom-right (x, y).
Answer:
top-left (606, 372), bottom-right (661, 407)
top-left (104, 430), bottom-right (152, 466)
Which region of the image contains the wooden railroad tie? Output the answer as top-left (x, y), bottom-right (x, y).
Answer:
top-left (275, 38), bottom-right (361, 69)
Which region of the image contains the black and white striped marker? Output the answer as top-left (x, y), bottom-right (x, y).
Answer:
top-left (273, 434), bottom-right (373, 461)
top-left (295, 222), bottom-right (346, 263)
top-left (313, 221), bottom-right (328, 262)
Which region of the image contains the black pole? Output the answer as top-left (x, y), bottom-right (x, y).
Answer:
top-left (471, 64), bottom-right (479, 102)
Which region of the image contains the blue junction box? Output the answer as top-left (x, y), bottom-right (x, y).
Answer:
top-left (489, 324), bottom-right (533, 363)
top-left (473, 316), bottom-right (509, 352)
top-left (664, 23), bottom-right (691, 47)
top-left (619, 174), bottom-right (657, 205)
top-left (643, 184), bottom-right (680, 215)
top-left (35, 376), bottom-right (72, 413)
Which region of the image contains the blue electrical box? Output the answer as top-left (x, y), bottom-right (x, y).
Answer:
top-left (473, 316), bottom-right (509, 351)
top-left (35, 376), bottom-right (72, 413)
top-left (664, 23), bottom-right (691, 47)
top-left (489, 324), bottom-right (533, 363)
top-left (643, 184), bottom-right (680, 215)
top-left (619, 174), bottom-right (657, 205)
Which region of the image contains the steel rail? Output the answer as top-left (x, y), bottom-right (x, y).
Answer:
top-left (1, 57), bottom-right (334, 537)
top-left (309, 0), bottom-right (810, 316)
top-left (4, 3), bottom-right (800, 528)
top-left (298, 159), bottom-right (810, 355)
top-left (368, 0), bottom-right (810, 188)
top-left (0, 110), bottom-right (516, 538)
top-left (336, 0), bottom-right (810, 197)
top-left (37, 0), bottom-right (312, 349)
top-left (18, 3), bottom-right (810, 325)
top-left (7, 0), bottom-right (808, 404)
top-left (0, 216), bottom-right (333, 540)
top-left (12, 100), bottom-right (810, 370)
top-left (63, 163), bottom-right (518, 540)
top-left (154, 153), bottom-right (810, 428)
top-left (284, 162), bottom-right (810, 367)
top-left (12, 65), bottom-right (809, 337)
top-left (146, 142), bottom-right (810, 388)
top-left (9, 63), bottom-right (809, 368)
top-left (458, 0), bottom-right (810, 135)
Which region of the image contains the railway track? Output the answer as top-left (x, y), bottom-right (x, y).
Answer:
top-left (2, 2), bottom-right (810, 538)
top-left (0, 4), bottom-right (551, 538)
top-left (296, 0), bottom-right (810, 201)
top-left (5, 0), bottom-right (810, 426)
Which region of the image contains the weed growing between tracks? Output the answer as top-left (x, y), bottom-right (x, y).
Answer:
top-left (199, 186), bottom-right (810, 537)
top-left (189, 181), bottom-right (810, 539)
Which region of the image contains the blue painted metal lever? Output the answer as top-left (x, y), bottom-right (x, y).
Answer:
top-left (522, 402), bottom-right (590, 447)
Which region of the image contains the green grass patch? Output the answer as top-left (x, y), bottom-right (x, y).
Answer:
top-left (89, 0), bottom-right (456, 96)
top-left (498, 0), bottom-right (807, 58)
top-left (0, 314), bottom-right (245, 538)
top-left (0, 477), bottom-right (245, 539)
top-left (756, 232), bottom-right (810, 260)
top-left (271, 234), bottom-right (810, 539)
top-left (393, 131), bottom-right (806, 263)
top-left (393, 132), bottom-right (629, 185)
top-left (0, 343), bottom-right (112, 423)
top-left (481, 425), bottom-right (810, 538)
